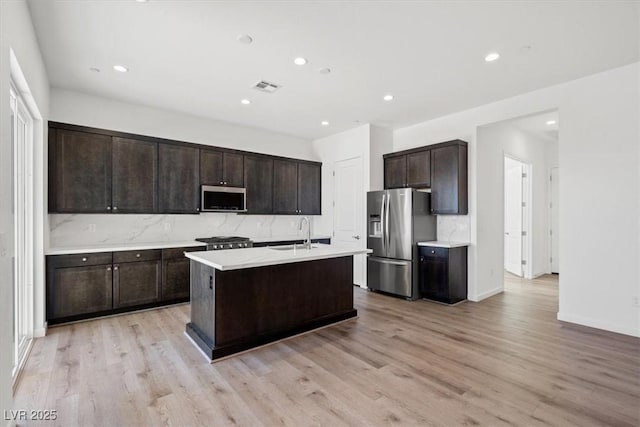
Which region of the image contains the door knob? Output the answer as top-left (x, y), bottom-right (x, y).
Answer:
top-left (352, 235), bottom-right (361, 240)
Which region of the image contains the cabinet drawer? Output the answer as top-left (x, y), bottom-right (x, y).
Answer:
top-left (420, 246), bottom-right (448, 259)
top-left (162, 246), bottom-right (204, 260)
top-left (48, 252), bottom-right (112, 268)
top-left (113, 249), bottom-right (161, 264)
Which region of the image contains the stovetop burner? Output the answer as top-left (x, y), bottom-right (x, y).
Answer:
top-left (195, 236), bottom-right (253, 250)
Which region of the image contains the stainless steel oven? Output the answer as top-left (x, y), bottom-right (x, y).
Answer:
top-left (200, 185), bottom-right (247, 212)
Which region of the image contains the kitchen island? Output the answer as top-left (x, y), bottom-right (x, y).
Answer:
top-left (185, 244), bottom-right (371, 361)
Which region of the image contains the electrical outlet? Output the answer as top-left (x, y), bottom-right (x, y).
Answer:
top-left (633, 296), bottom-right (640, 308)
top-left (88, 224), bottom-right (96, 233)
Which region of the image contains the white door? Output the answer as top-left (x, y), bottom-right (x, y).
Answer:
top-left (333, 157), bottom-right (365, 286)
top-left (550, 167), bottom-right (560, 273)
top-left (504, 158), bottom-right (523, 276)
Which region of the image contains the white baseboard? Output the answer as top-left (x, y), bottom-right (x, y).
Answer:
top-left (34, 322), bottom-right (47, 338)
top-left (468, 287), bottom-right (503, 302)
top-left (557, 312), bottom-right (640, 338)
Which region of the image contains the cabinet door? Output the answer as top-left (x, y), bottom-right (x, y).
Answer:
top-left (297, 162), bottom-right (321, 215)
top-left (47, 264), bottom-right (113, 320)
top-left (112, 137), bottom-right (158, 213)
top-left (419, 248), bottom-right (449, 301)
top-left (431, 145), bottom-right (467, 214)
top-left (53, 129), bottom-right (112, 212)
top-left (273, 159), bottom-right (298, 214)
top-left (158, 143), bottom-right (200, 213)
top-left (200, 149), bottom-right (224, 186)
top-left (223, 152), bottom-right (244, 187)
top-left (407, 150), bottom-right (431, 188)
top-left (244, 155), bottom-right (273, 214)
top-left (113, 260), bottom-right (161, 308)
top-left (384, 155), bottom-right (406, 189)
top-left (162, 258), bottom-right (191, 301)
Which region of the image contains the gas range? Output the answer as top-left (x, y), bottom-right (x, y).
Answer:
top-left (195, 236), bottom-right (253, 251)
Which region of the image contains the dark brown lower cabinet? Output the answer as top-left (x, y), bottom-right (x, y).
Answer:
top-left (47, 246), bottom-right (201, 325)
top-left (161, 246), bottom-right (204, 301)
top-left (113, 260), bottom-right (161, 308)
top-left (419, 246), bottom-right (467, 304)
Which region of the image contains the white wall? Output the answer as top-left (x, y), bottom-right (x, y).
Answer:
top-left (51, 89), bottom-right (315, 159)
top-left (0, 0), bottom-right (50, 420)
top-left (369, 125), bottom-right (393, 191)
top-left (394, 62), bottom-right (640, 337)
top-left (477, 120), bottom-right (557, 279)
top-left (47, 89), bottom-right (319, 248)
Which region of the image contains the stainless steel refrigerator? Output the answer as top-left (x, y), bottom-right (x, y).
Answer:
top-left (367, 188), bottom-right (436, 300)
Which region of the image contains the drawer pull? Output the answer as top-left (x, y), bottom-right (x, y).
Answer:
top-left (82, 257), bottom-right (88, 262)
top-left (431, 250), bottom-right (435, 254)
top-left (114, 266), bottom-right (119, 271)
top-left (136, 253), bottom-right (141, 258)
top-left (107, 266), bottom-right (111, 271)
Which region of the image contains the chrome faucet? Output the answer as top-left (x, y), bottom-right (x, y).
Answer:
top-left (298, 216), bottom-right (311, 249)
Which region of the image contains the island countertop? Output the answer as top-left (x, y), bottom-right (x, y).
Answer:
top-left (185, 244), bottom-right (372, 271)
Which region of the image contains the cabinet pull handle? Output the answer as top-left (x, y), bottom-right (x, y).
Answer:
top-left (219, 181), bottom-right (223, 185)
top-left (114, 266), bottom-right (119, 271)
top-left (107, 266), bottom-right (111, 271)
top-left (136, 253), bottom-right (141, 258)
top-left (431, 250), bottom-right (435, 254)
top-left (82, 257), bottom-right (87, 262)
top-left (113, 206), bottom-right (118, 211)
top-left (106, 206), bottom-right (111, 210)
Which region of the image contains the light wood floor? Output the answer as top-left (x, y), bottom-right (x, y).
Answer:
top-left (14, 274), bottom-right (640, 426)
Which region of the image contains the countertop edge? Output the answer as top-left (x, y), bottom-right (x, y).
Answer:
top-left (46, 241), bottom-right (207, 255)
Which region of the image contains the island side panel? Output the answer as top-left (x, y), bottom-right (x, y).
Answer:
top-left (215, 256), bottom-right (355, 350)
top-left (187, 260), bottom-right (215, 351)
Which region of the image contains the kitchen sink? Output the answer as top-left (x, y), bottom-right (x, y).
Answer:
top-left (268, 244), bottom-right (320, 251)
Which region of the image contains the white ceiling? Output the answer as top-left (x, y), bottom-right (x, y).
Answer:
top-left (512, 110), bottom-right (559, 143)
top-left (27, 1), bottom-right (639, 140)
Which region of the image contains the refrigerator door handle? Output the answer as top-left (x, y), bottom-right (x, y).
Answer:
top-left (385, 191), bottom-right (391, 253)
top-left (368, 256), bottom-right (408, 266)
top-left (381, 192), bottom-right (386, 255)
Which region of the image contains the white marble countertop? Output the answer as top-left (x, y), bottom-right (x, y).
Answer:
top-left (46, 240), bottom-right (207, 255)
top-left (417, 241), bottom-right (470, 248)
top-left (186, 243), bottom-right (371, 271)
top-left (251, 234), bottom-right (332, 243)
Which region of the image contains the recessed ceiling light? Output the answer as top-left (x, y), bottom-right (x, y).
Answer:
top-left (484, 52), bottom-right (500, 62)
top-left (241, 99), bottom-right (251, 105)
top-left (294, 57), bottom-right (308, 66)
top-left (319, 67), bottom-right (331, 75)
top-left (89, 67), bottom-right (100, 73)
top-left (113, 65), bottom-right (129, 73)
top-left (237, 34), bottom-right (253, 44)
top-left (546, 120), bottom-right (557, 125)
top-left (383, 94), bottom-right (394, 101)
top-left (321, 121), bottom-right (329, 126)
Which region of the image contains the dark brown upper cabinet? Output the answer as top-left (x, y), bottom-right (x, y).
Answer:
top-left (112, 137), bottom-right (158, 213)
top-left (158, 143), bottom-right (200, 214)
top-left (50, 128), bottom-right (112, 213)
top-left (384, 155), bottom-right (407, 189)
top-left (297, 162), bottom-right (321, 215)
top-left (431, 143), bottom-right (468, 215)
top-left (384, 150), bottom-right (431, 189)
top-left (383, 140), bottom-right (467, 215)
top-left (244, 155), bottom-right (273, 214)
top-left (273, 160), bottom-right (321, 215)
top-left (407, 150), bottom-right (431, 188)
top-left (273, 159), bottom-right (298, 214)
top-left (200, 149), bottom-right (244, 187)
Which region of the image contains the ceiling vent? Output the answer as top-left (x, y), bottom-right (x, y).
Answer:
top-left (253, 80), bottom-right (281, 93)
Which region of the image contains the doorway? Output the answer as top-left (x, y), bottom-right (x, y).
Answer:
top-left (10, 81), bottom-right (35, 384)
top-left (504, 156), bottom-right (532, 278)
top-left (333, 157), bottom-right (365, 286)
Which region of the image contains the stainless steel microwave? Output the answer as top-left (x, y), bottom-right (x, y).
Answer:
top-left (200, 185), bottom-right (247, 212)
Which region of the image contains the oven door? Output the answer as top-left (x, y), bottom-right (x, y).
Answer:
top-left (201, 185), bottom-right (247, 212)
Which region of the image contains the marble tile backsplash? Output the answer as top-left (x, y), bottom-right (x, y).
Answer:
top-left (436, 215), bottom-right (470, 243)
top-left (48, 213), bottom-right (314, 248)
